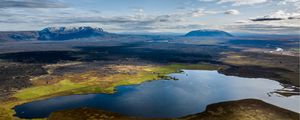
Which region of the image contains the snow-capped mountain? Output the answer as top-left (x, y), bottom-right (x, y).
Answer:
top-left (38, 26), bottom-right (111, 40)
top-left (185, 29), bottom-right (233, 37)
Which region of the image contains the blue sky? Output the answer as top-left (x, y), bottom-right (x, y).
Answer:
top-left (0, 0), bottom-right (299, 34)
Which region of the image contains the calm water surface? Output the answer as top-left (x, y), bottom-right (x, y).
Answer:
top-left (14, 70), bottom-right (300, 118)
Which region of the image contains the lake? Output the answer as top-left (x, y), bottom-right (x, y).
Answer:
top-left (14, 70), bottom-right (300, 119)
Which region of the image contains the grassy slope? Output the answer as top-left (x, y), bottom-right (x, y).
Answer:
top-left (0, 64), bottom-right (219, 120)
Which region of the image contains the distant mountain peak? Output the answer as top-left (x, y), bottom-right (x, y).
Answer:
top-left (185, 29), bottom-right (233, 37)
top-left (38, 26), bottom-right (109, 40)
top-left (41, 26), bottom-right (104, 33)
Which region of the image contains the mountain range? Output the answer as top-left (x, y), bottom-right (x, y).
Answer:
top-left (0, 26), bottom-right (233, 41)
top-left (38, 26), bottom-right (111, 40)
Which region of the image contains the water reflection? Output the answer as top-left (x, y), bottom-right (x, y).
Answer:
top-left (14, 70), bottom-right (300, 119)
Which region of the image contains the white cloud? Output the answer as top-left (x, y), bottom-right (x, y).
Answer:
top-left (198, 0), bottom-right (215, 2)
top-left (0, 1), bottom-right (298, 34)
top-left (224, 9), bottom-right (240, 15)
top-left (278, 0), bottom-right (300, 9)
top-left (0, 7), bottom-right (203, 32)
top-left (191, 9), bottom-right (205, 17)
top-left (279, 0), bottom-right (299, 5)
top-left (218, 0), bottom-right (267, 6)
top-left (174, 8), bottom-right (220, 18)
top-left (133, 8), bottom-right (144, 13)
top-left (271, 10), bottom-right (300, 19)
top-left (230, 10), bottom-right (300, 34)
top-left (199, 0), bottom-right (268, 6)
top-left (250, 10), bottom-right (300, 21)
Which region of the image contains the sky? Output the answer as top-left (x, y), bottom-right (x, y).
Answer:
top-left (0, 0), bottom-right (299, 34)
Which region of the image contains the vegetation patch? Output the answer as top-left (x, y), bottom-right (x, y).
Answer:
top-left (291, 48), bottom-right (300, 52)
top-left (14, 80), bottom-right (85, 100)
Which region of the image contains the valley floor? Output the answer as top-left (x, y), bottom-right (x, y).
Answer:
top-left (0, 37), bottom-right (299, 120)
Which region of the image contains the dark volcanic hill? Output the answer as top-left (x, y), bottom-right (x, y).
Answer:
top-left (38, 26), bottom-right (111, 40)
top-left (0, 31), bottom-right (38, 42)
top-left (185, 29), bottom-right (233, 37)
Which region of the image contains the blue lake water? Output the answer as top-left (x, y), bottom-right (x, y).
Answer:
top-left (14, 70), bottom-right (300, 119)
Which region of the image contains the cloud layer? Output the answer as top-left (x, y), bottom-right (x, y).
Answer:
top-left (199, 0), bottom-right (267, 6)
top-left (250, 10), bottom-right (300, 21)
top-left (224, 9), bottom-right (240, 15)
top-left (0, 0), bottom-right (66, 8)
top-left (0, 0), bottom-right (299, 34)
top-left (218, 0), bottom-right (267, 6)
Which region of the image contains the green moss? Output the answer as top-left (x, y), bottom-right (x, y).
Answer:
top-left (158, 63), bottom-right (219, 71)
top-left (0, 107), bottom-right (13, 120)
top-left (291, 48), bottom-right (300, 52)
top-left (14, 80), bottom-right (85, 100)
top-left (69, 86), bottom-right (114, 94)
